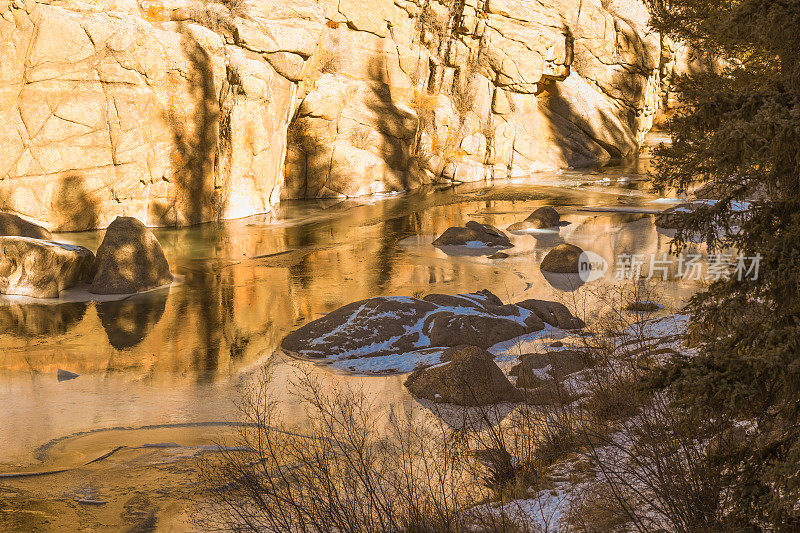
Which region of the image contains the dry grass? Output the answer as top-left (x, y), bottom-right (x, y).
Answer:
top-left (197, 366), bottom-right (539, 532)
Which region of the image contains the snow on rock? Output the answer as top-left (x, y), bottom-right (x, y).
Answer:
top-left (281, 290), bottom-right (584, 374)
top-left (622, 313), bottom-right (690, 340)
top-left (656, 199), bottom-right (751, 230)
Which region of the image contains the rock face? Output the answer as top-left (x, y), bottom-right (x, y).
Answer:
top-left (283, 73), bottom-right (422, 198)
top-left (90, 217), bottom-right (172, 295)
top-left (286, 0), bottom-right (664, 195)
top-left (540, 243), bottom-right (585, 273)
top-left (0, 237), bottom-right (94, 298)
top-left (280, 290), bottom-right (583, 374)
top-left (0, 213), bottom-right (53, 240)
top-left (404, 345), bottom-right (522, 406)
top-left (0, 0), bottom-right (304, 230)
top-left (0, 0), bottom-right (667, 230)
top-left (508, 207), bottom-right (560, 232)
top-left (432, 221), bottom-right (512, 248)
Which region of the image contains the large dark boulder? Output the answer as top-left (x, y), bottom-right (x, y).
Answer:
top-left (540, 243), bottom-right (584, 273)
top-left (405, 345), bottom-right (523, 406)
top-left (0, 237), bottom-right (94, 298)
top-left (510, 350), bottom-right (589, 389)
top-left (427, 312), bottom-right (529, 349)
top-left (89, 217), bottom-right (172, 295)
top-left (0, 212), bottom-right (52, 240)
top-left (507, 207), bottom-right (560, 232)
top-left (282, 296), bottom-right (440, 360)
top-left (515, 299), bottom-right (585, 329)
top-left (433, 221), bottom-right (512, 248)
top-left (280, 290), bottom-right (584, 374)
top-left (281, 290), bottom-right (535, 360)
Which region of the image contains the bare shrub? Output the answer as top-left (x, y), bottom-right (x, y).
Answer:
top-left (546, 282), bottom-right (739, 532)
top-left (416, 4), bottom-right (451, 51)
top-left (198, 367), bottom-right (514, 532)
top-left (316, 48), bottom-right (339, 75)
top-left (451, 76), bottom-right (477, 121)
top-left (410, 91), bottom-right (442, 169)
top-left (186, 1), bottom-right (244, 32)
top-left (198, 280), bottom-right (734, 532)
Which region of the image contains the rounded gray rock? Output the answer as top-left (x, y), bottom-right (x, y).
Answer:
top-left (540, 243), bottom-right (584, 274)
top-left (89, 217), bottom-right (172, 295)
top-left (508, 207), bottom-right (560, 231)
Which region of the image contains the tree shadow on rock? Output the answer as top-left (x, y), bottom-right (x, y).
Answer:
top-left (365, 56), bottom-right (417, 192)
top-left (537, 27), bottom-right (650, 168)
top-left (52, 174), bottom-right (100, 231)
top-left (166, 24), bottom-right (221, 226)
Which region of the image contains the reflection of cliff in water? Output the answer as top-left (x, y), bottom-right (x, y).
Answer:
top-left (183, 266), bottom-right (230, 381)
top-left (0, 175), bottom-right (695, 381)
top-left (0, 302), bottom-right (88, 337)
top-left (97, 290), bottom-right (169, 350)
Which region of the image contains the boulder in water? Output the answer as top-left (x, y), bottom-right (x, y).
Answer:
top-left (280, 290), bottom-right (584, 374)
top-left (0, 237), bottom-right (94, 298)
top-left (656, 200), bottom-right (750, 229)
top-left (426, 311), bottom-right (531, 349)
top-left (655, 203), bottom-right (693, 229)
top-left (433, 221), bottom-right (512, 248)
top-left (404, 345), bottom-right (523, 406)
top-left (507, 207), bottom-right (560, 231)
top-left (90, 217), bottom-right (172, 295)
top-left (540, 243), bottom-right (584, 274)
top-left (0, 212), bottom-right (52, 240)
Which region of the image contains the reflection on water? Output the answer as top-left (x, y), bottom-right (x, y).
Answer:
top-left (541, 272), bottom-right (585, 292)
top-left (0, 302), bottom-right (88, 337)
top-left (0, 152), bottom-right (701, 465)
top-left (97, 290), bottom-right (169, 350)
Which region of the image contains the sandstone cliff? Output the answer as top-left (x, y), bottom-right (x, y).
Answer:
top-left (0, 0), bottom-right (666, 230)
